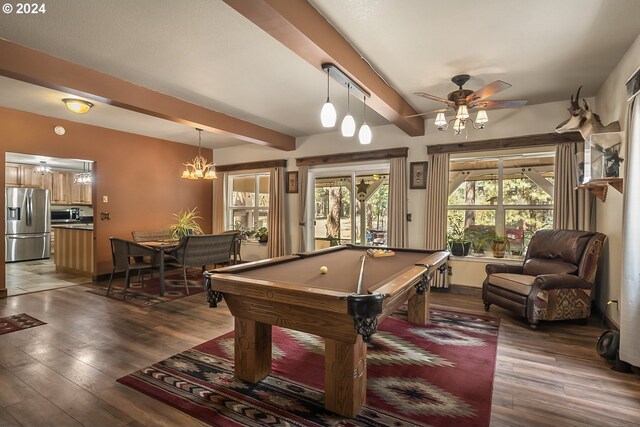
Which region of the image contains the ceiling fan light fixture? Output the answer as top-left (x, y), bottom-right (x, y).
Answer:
top-left (475, 109), bottom-right (489, 125)
top-left (455, 105), bottom-right (469, 119)
top-left (453, 118), bottom-right (465, 135)
top-left (434, 112), bottom-right (448, 128)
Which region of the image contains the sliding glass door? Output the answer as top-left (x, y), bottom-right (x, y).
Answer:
top-left (312, 170), bottom-right (388, 249)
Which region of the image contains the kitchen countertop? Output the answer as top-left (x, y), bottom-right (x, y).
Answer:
top-left (51, 224), bottom-right (94, 231)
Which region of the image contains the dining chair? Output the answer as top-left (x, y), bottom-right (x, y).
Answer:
top-left (107, 237), bottom-right (157, 299)
top-left (167, 233), bottom-right (239, 294)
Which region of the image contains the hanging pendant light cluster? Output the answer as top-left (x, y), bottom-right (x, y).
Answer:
top-left (181, 128), bottom-right (217, 180)
top-left (319, 63), bottom-right (372, 145)
top-left (73, 162), bottom-right (93, 184)
top-left (33, 161), bottom-right (52, 175)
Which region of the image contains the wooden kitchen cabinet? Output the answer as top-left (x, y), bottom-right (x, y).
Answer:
top-left (5, 163), bottom-right (52, 190)
top-left (5, 164), bottom-right (91, 205)
top-left (51, 171), bottom-right (70, 204)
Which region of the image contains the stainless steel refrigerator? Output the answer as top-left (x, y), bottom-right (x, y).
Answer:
top-left (5, 187), bottom-right (51, 262)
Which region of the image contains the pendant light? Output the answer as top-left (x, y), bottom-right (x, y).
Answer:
top-left (341, 83), bottom-right (356, 137)
top-left (181, 128), bottom-right (217, 180)
top-left (320, 68), bottom-right (337, 127)
top-left (358, 96), bottom-right (372, 145)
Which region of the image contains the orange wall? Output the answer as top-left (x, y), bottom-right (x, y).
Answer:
top-left (0, 107), bottom-right (213, 295)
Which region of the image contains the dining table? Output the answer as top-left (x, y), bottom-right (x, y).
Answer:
top-left (139, 240), bottom-right (180, 296)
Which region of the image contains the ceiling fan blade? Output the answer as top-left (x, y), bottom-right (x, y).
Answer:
top-left (470, 99), bottom-right (528, 110)
top-left (466, 80), bottom-right (512, 102)
top-left (405, 107), bottom-right (450, 118)
top-left (414, 92), bottom-right (456, 106)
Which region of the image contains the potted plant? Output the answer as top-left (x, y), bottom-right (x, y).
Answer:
top-left (465, 227), bottom-right (492, 256)
top-left (491, 234), bottom-right (508, 258)
top-left (447, 224), bottom-right (471, 256)
top-left (233, 222), bottom-right (256, 241)
top-left (169, 207), bottom-right (203, 240)
top-left (255, 226), bottom-right (268, 243)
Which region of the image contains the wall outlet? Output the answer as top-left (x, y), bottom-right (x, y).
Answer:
top-left (101, 212), bottom-right (110, 221)
top-left (102, 195), bottom-right (108, 203)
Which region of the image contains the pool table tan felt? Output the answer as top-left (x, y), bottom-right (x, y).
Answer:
top-left (204, 245), bottom-right (449, 417)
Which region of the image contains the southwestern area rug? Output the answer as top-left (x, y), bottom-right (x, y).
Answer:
top-left (86, 271), bottom-right (206, 307)
top-left (0, 313), bottom-right (46, 335)
top-left (118, 310), bottom-right (499, 426)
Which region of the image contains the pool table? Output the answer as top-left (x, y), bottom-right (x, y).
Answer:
top-left (204, 244), bottom-right (449, 417)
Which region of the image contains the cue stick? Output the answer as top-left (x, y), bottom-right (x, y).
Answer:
top-left (356, 254), bottom-right (368, 295)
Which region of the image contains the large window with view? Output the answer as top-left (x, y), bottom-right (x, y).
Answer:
top-left (447, 153), bottom-right (554, 258)
top-left (227, 174), bottom-right (269, 235)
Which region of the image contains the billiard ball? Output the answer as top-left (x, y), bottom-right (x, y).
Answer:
top-left (320, 266), bottom-right (328, 274)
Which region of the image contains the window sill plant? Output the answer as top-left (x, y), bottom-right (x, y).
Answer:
top-left (447, 224), bottom-right (471, 256)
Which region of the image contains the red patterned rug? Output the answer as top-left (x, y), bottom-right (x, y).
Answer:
top-left (0, 313), bottom-right (46, 335)
top-left (86, 270), bottom-right (206, 307)
top-left (118, 310), bottom-right (499, 426)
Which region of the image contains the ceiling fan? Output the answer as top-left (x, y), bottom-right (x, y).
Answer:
top-left (411, 74), bottom-right (527, 134)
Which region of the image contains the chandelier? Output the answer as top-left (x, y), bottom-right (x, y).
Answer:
top-left (74, 162), bottom-right (93, 184)
top-left (181, 128), bottom-right (217, 180)
top-left (33, 161), bottom-right (52, 175)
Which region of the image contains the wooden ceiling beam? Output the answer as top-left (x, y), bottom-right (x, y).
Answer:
top-left (224, 0), bottom-right (425, 137)
top-left (0, 40), bottom-right (295, 151)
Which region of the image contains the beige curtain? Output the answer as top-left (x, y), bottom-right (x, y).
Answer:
top-left (425, 152), bottom-right (450, 250)
top-left (298, 165), bottom-right (308, 252)
top-left (387, 157), bottom-right (407, 247)
top-left (212, 172), bottom-right (226, 233)
top-left (268, 166), bottom-right (286, 257)
top-left (553, 143), bottom-right (593, 230)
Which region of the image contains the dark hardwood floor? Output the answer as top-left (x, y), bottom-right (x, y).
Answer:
top-left (0, 283), bottom-right (638, 427)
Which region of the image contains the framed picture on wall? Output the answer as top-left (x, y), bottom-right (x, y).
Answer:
top-left (286, 171), bottom-right (299, 193)
top-left (409, 162), bottom-right (428, 189)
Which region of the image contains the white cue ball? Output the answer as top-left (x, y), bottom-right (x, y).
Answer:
top-left (320, 266), bottom-right (328, 274)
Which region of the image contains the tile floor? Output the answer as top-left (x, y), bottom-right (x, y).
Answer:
top-left (4, 258), bottom-right (91, 296)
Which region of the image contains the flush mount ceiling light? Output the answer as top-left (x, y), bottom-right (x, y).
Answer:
top-left (320, 63), bottom-right (371, 142)
top-left (33, 161), bottom-right (52, 175)
top-left (62, 98), bottom-right (93, 114)
top-left (181, 128), bottom-right (217, 180)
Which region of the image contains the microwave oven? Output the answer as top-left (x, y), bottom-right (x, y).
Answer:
top-left (51, 208), bottom-right (80, 223)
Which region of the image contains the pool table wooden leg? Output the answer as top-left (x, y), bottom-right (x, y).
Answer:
top-left (234, 317), bottom-right (272, 383)
top-left (407, 290), bottom-right (430, 325)
top-left (324, 337), bottom-right (367, 418)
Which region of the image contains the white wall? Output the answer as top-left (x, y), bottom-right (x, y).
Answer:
top-left (594, 33), bottom-right (640, 326)
top-left (215, 99), bottom-right (573, 286)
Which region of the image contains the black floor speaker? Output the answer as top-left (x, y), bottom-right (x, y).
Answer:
top-left (597, 330), bottom-right (632, 373)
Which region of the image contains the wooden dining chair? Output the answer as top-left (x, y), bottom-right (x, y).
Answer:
top-left (107, 237), bottom-right (157, 299)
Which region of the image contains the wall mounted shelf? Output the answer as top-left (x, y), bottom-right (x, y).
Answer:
top-left (578, 177), bottom-right (623, 202)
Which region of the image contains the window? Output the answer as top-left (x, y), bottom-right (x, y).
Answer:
top-left (447, 153), bottom-right (554, 257)
top-left (227, 173), bottom-right (269, 233)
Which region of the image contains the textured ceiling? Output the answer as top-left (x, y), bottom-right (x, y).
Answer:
top-left (0, 0), bottom-right (639, 147)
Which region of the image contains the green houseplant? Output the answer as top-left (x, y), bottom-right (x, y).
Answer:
top-left (255, 226), bottom-right (268, 243)
top-left (491, 234), bottom-right (508, 258)
top-left (447, 224), bottom-right (471, 256)
top-left (169, 207), bottom-right (204, 240)
top-left (256, 227), bottom-right (269, 242)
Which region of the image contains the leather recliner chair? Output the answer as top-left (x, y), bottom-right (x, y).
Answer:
top-left (482, 229), bottom-right (606, 328)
